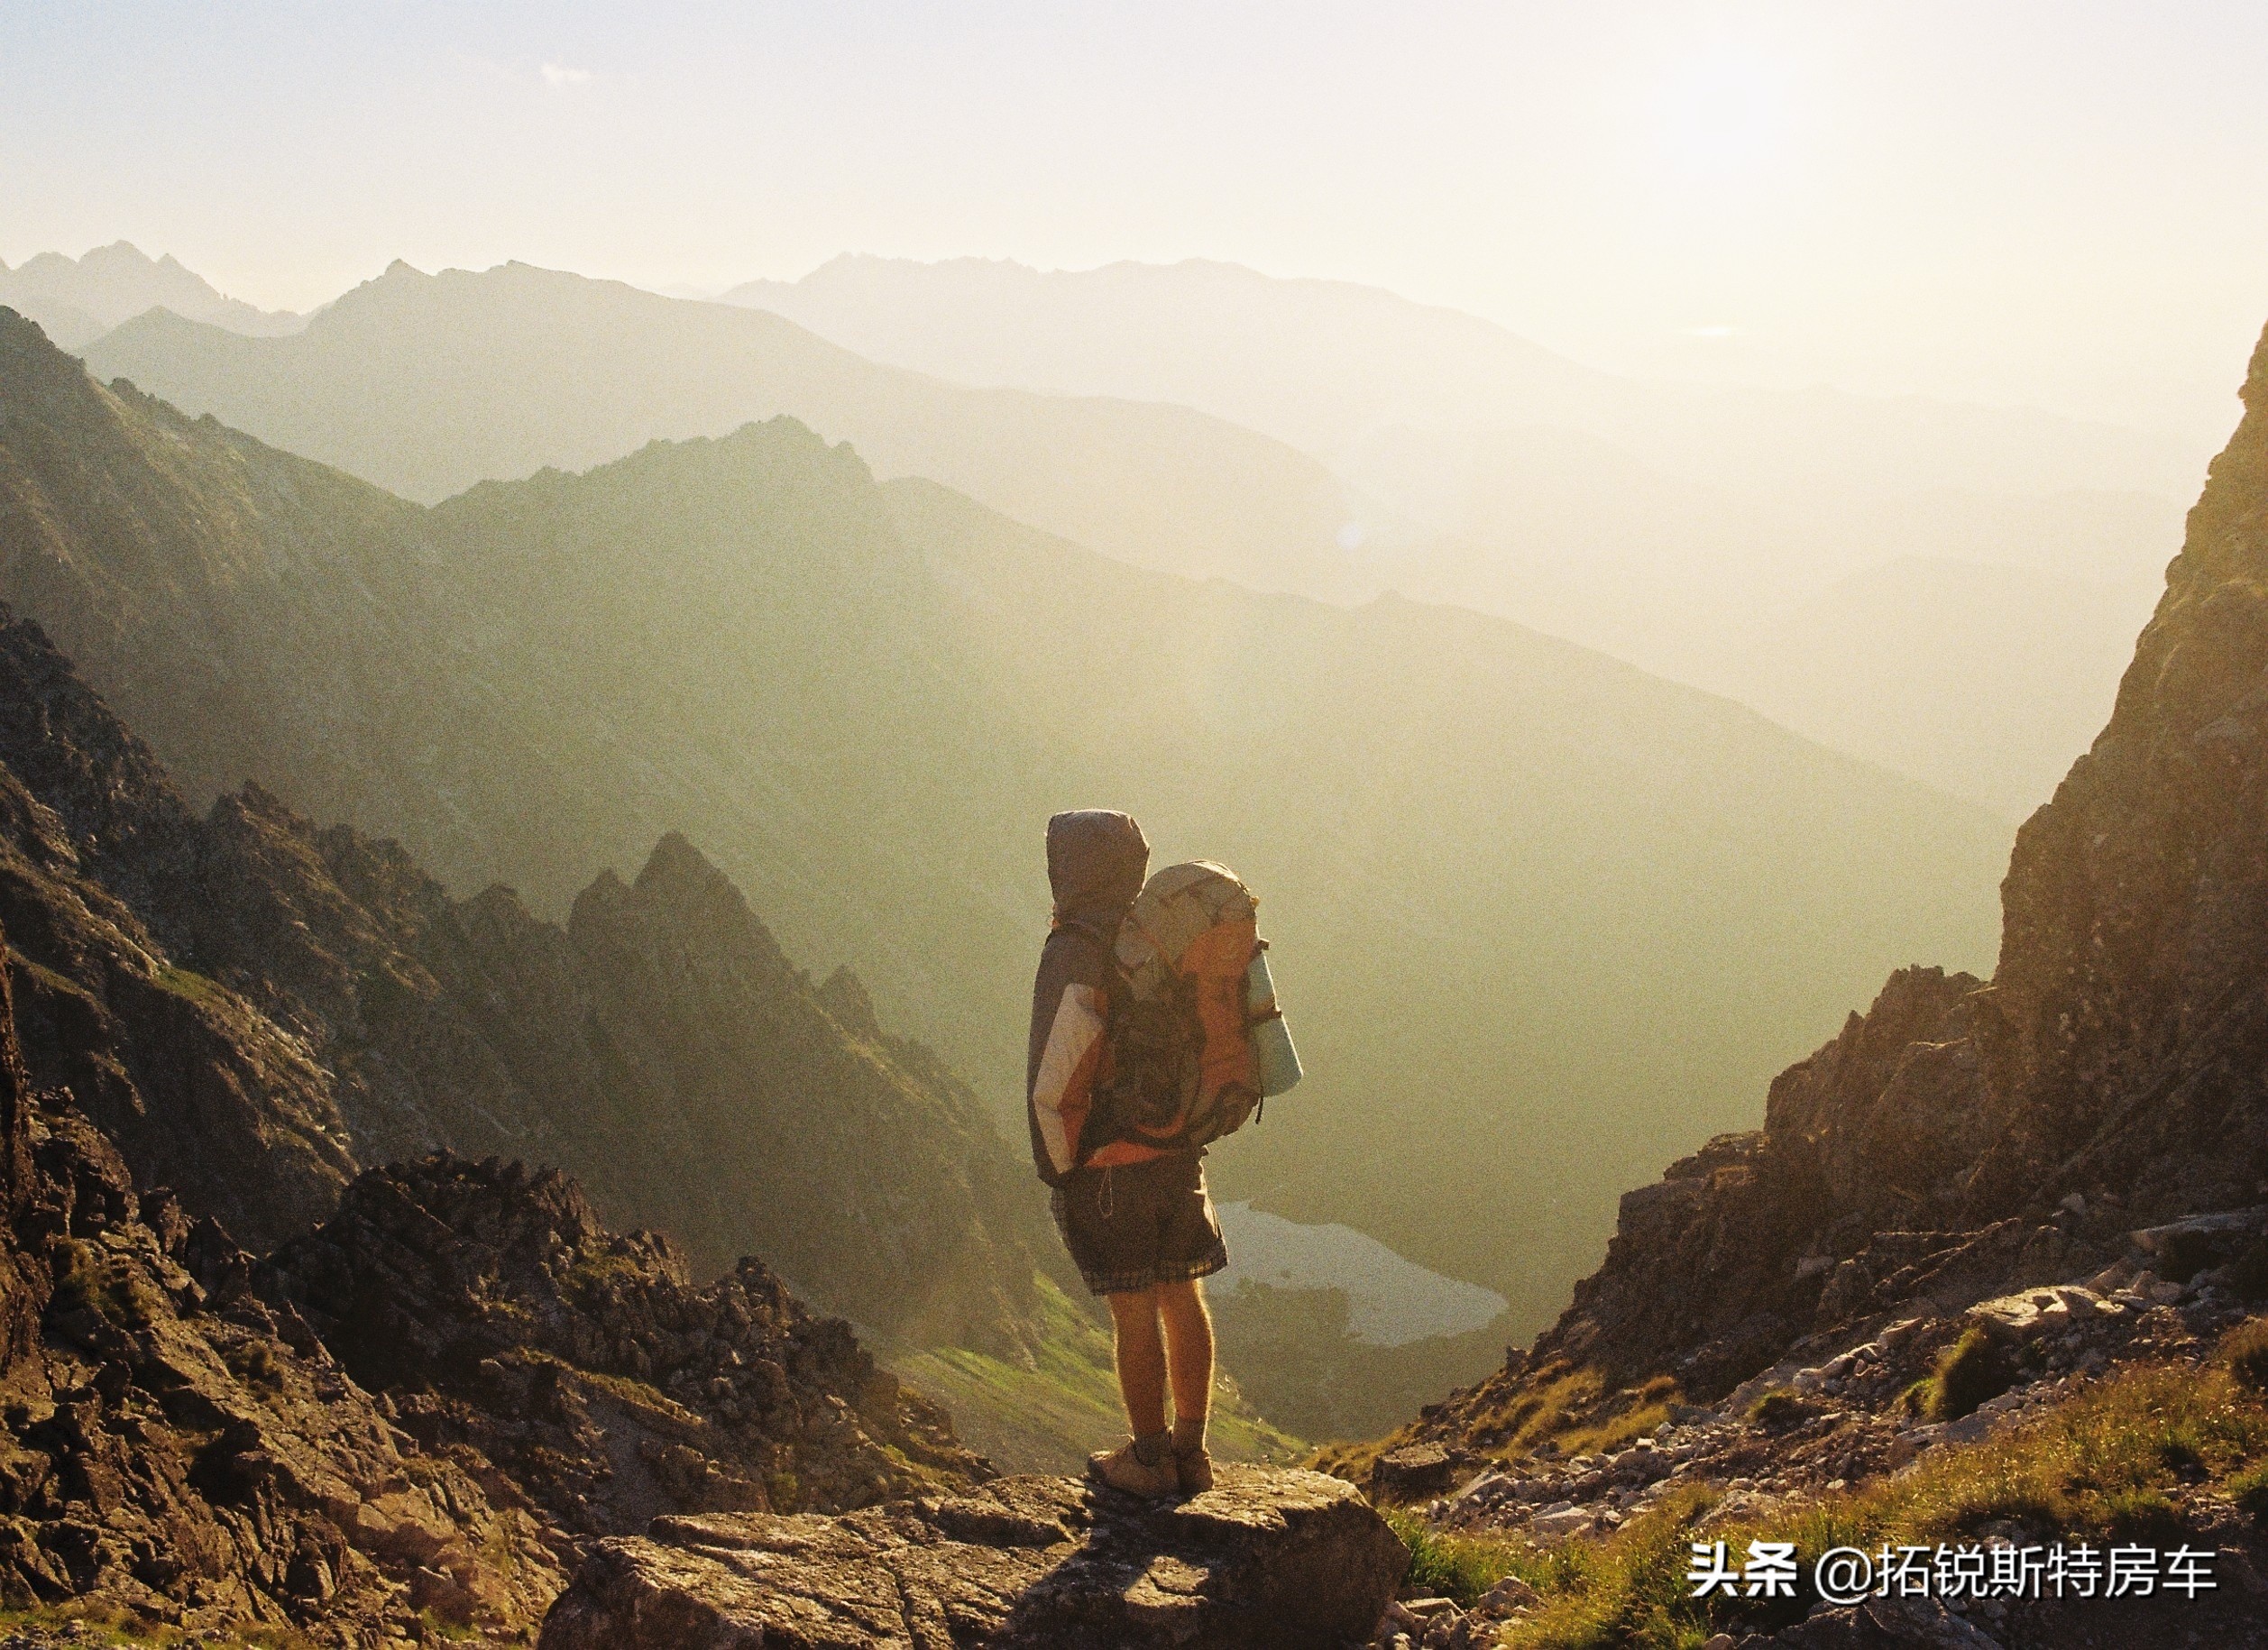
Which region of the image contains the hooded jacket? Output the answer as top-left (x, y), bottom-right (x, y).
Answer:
top-left (1025, 810), bottom-right (1169, 1185)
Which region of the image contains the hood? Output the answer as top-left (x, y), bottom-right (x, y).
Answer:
top-left (1046, 810), bottom-right (1149, 927)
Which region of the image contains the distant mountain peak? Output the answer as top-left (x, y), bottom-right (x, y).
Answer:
top-left (0, 242), bottom-right (303, 349)
top-left (635, 827), bottom-right (728, 895)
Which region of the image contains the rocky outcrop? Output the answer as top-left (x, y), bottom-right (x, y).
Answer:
top-left (0, 933), bottom-right (564, 1643)
top-left (259, 1152), bottom-right (984, 1542)
top-left (537, 1466), bottom-right (1405, 1650)
top-left (1340, 318), bottom-right (2268, 1650)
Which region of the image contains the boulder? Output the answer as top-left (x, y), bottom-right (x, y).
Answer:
top-left (1963, 1285), bottom-right (2117, 1343)
top-left (1372, 1442), bottom-right (1468, 1503)
top-left (538, 1465), bottom-right (1407, 1650)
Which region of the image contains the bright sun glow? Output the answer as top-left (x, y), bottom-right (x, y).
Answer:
top-left (1657, 47), bottom-right (1796, 188)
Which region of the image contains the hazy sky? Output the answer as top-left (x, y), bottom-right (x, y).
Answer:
top-left (5, 1), bottom-right (2266, 443)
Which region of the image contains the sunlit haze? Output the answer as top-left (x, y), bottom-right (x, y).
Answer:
top-left (6, 2), bottom-right (2266, 443)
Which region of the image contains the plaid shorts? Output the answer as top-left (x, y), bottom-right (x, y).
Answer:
top-left (1050, 1152), bottom-right (1228, 1297)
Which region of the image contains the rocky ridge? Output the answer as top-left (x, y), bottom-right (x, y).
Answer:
top-left (258, 1152), bottom-right (983, 1544)
top-left (0, 904), bottom-right (1004, 1643)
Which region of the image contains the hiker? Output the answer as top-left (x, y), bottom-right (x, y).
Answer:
top-left (1027, 809), bottom-right (1227, 1498)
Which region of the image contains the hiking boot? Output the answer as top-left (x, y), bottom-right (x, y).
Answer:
top-left (1176, 1444), bottom-right (1215, 1495)
top-left (1087, 1438), bottom-right (1178, 1498)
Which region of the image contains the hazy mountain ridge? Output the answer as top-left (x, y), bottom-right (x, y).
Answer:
top-left (0, 241), bottom-right (303, 350)
top-left (733, 253), bottom-right (2201, 817)
top-left (732, 253), bottom-right (2196, 502)
top-left (78, 259), bottom-right (1398, 601)
top-left (56, 246), bottom-right (2193, 816)
top-left (0, 435), bottom-right (1049, 1361)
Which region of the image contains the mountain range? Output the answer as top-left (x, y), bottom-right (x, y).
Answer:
top-left (1, 305), bottom-right (2010, 1396)
top-left (49, 249), bottom-right (2206, 814)
top-left (78, 259), bottom-right (1397, 603)
top-left (0, 566), bottom-right (1044, 1359)
top-left (0, 238), bottom-right (2254, 1645)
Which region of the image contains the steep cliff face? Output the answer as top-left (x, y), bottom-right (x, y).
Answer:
top-left (0, 610), bottom-right (360, 1247)
top-left (1972, 320), bottom-right (2268, 1207)
top-left (1390, 322), bottom-right (2268, 1444)
top-left (0, 594), bottom-right (1046, 1352)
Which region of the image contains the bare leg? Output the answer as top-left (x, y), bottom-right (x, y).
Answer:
top-left (1157, 1278), bottom-right (1214, 1442)
top-left (1106, 1287), bottom-right (1169, 1435)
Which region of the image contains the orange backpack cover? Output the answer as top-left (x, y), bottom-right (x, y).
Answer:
top-left (1098, 861), bottom-right (1264, 1150)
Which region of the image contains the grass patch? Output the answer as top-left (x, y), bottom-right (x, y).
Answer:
top-left (1474, 1343), bottom-right (2268, 1648)
top-left (891, 1275), bottom-right (1302, 1474)
top-left (0, 1600), bottom-right (314, 1646)
top-left (224, 1338), bottom-right (285, 1392)
top-left (1746, 1389), bottom-right (1809, 1430)
top-left (2227, 1460), bottom-right (2268, 1524)
top-left (1388, 1508), bottom-right (1534, 1605)
top-left (565, 1248), bottom-right (647, 1300)
top-left (152, 964), bottom-right (228, 1010)
top-left (2222, 1317), bottom-right (2268, 1391)
top-left (1457, 1363), bottom-right (1677, 1463)
top-left (1920, 1327), bottom-right (2012, 1423)
top-left (1320, 1365), bottom-right (1681, 1489)
top-left (574, 1364), bottom-right (700, 1425)
top-left (49, 1238), bottom-right (161, 1328)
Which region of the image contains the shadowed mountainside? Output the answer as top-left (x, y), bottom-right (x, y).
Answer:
top-left (0, 923), bottom-right (982, 1641)
top-left (0, 566), bottom-right (1049, 1356)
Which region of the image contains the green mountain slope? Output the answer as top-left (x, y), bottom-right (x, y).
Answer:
top-left (0, 554), bottom-right (1048, 1362)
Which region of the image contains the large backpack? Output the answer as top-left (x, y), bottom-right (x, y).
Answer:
top-left (1086, 861), bottom-right (1300, 1159)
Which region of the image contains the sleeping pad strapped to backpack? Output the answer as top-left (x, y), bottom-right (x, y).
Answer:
top-left (1087, 860), bottom-right (1302, 1159)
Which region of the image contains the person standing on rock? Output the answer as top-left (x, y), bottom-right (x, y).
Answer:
top-left (1027, 809), bottom-right (1226, 1498)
